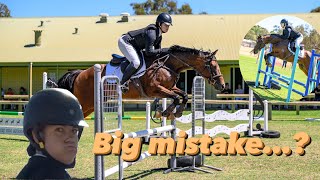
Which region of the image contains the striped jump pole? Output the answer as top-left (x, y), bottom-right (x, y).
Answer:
top-left (0, 111), bottom-right (24, 116)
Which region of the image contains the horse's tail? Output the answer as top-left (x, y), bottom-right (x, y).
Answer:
top-left (57, 70), bottom-right (83, 93)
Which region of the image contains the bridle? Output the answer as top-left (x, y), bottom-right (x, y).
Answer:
top-left (170, 53), bottom-right (223, 86)
top-left (255, 37), bottom-right (266, 53)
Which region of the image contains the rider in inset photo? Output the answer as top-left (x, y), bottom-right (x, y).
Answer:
top-left (279, 18), bottom-right (304, 57)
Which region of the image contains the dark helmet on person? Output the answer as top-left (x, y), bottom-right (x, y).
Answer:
top-left (156, 12), bottom-right (173, 26)
top-left (280, 19), bottom-right (288, 26)
top-left (23, 88), bottom-right (88, 146)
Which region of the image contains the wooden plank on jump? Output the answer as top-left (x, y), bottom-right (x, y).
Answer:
top-left (3, 95), bottom-right (29, 100)
top-left (216, 94), bottom-right (249, 98)
top-left (0, 100), bottom-right (28, 104)
top-left (205, 100), bottom-right (249, 104)
top-left (0, 100), bottom-right (28, 112)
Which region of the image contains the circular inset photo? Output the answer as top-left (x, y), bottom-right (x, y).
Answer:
top-left (239, 15), bottom-right (320, 102)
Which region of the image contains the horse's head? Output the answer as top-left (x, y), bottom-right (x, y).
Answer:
top-left (253, 35), bottom-right (265, 54)
top-left (169, 45), bottom-right (225, 91)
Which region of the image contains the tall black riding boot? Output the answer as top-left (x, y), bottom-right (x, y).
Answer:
top-left (120, 63), bottom-right (137, 93)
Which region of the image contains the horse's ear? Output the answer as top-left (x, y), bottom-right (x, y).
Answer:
top-left (212, 49), bottom-right (218, 55)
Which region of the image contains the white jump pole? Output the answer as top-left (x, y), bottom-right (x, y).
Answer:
top-left (248, 88), bottom-right (254, 136)
top-left (105, 151), bottom-right (151, 177)
top-left (42, 72), bottom-right (47, 90)
top-left (146, 102), bottom-right (151, 143)
top-left (263, 100), bottom-right (269, 131)
top-left (105, 125), bottom-right (175, 177)
top-left (112, 125), bottom-right (175, 139)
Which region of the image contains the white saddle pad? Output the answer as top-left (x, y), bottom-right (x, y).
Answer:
top-left (105, 58), bottom-right (146, 82)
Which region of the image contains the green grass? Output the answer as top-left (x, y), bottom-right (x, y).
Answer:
top-left (1, 110), bottom-right (320, 179)
top-left (239, 54), bottom-right (309, 102)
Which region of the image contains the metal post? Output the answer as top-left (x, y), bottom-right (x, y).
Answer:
top-left (146, 102), bottom-right (151, 143)
top-left (42, 72), bottom-right (47, 90)
top-left (263, 100), bottom-right (268, 132)
top-left (28, 62), bottom-right (33, 99)
top-left (94, 64), bottom-right (104, 180)
top-left (248, 88), bottom-right (254, 136)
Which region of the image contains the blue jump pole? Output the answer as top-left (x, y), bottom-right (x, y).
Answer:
top-left (286, 46), bottom-right (300, 102)
top-left (255, 47), bottom-right (265, 87)
top-left (304, 49), bottom-right (316, 96)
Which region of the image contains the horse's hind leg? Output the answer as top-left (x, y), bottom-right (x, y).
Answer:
top-left (171, 86), bottom-right (188, 118)
top-left (298, 61), bottom-right (309, 76)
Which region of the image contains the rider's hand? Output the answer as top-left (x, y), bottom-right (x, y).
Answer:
top-left (161, 48), bottom-right (169, 53)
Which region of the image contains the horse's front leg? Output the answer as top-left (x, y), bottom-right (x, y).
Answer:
top-left (171, 86), bottom-right (188, 118)
top-left (264, 53), bottom-right (273, 67)
top-left (154, 85), bottom-right (180, 118)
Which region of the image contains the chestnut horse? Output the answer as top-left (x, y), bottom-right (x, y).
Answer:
top-left (57, 45), bottom-right (225, 118)
top-left (253, 34), bottom-right (312, 76)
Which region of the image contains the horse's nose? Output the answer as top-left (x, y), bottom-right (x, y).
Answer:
top-left (214, 82), bottom-right (225, 91)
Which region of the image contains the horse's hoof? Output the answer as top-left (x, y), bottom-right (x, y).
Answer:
top-left (154, 111), bottom-right (162, 118)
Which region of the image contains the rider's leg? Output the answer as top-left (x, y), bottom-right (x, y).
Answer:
top-left (118, 35), bottom-right (141, 85)
top-left (295, 35), bottom-right (303, 48)
top-left (288, 41), bottom-right (295, 54)
top-left (120, 63), bottom-right (137, 85)
top-left (295, 35), bottom-right (303, 57)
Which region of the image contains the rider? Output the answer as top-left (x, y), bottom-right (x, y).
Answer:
top-left (17, 88), bottom-right (88, 179)
top-left (118, 12), bottom-right (172, 92)
top-left (279, 19), bottom-right (303, 56)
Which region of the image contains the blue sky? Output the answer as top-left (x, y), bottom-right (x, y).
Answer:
top-left (2, 0), bottom-right (320, 17)
top-left (257, 15), bottom-right (314, 32)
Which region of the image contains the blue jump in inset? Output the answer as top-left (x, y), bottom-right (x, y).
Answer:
top-left (255, 45), bottom-right (320, 102)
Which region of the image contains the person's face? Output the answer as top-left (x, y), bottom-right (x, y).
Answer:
top-left (160, 23), bottom-right (170, 33)
top-left (280, 23), bottom-right (285, 29)
top-left (42, 125), bottom-right (79, 165)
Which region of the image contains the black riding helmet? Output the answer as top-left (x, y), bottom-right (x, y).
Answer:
top-left (156, 12), bottom-right (173, 26)
top-left (280, 19), bottom-right (288, 26)
top-left (23, 88), bottom-right (88, 155)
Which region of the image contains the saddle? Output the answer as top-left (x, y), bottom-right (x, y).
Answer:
top-left (110, 53), bottom-right (144, 73)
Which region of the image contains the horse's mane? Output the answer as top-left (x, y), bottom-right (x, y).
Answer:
top-left (270, 34), bottom-right (283, 39)
top-left (169, 45), bottom-right (205, 55)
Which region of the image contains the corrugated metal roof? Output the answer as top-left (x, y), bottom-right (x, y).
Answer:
top-left (0, 14), bottom-right (319, 63)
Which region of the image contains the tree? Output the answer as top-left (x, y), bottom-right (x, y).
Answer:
top-left (310, 7), bottom-right (320, 13)
top-left (178, 3), bottom-right (192, 14)
top-left (130, 0), bottom-right (192, 15)
top-left (0, 3), bottom-right (11, 17)
top-left (244, 25), bottom-right (269, 41)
